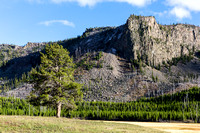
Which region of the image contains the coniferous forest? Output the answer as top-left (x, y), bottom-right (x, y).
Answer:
top-left (1, 86), bottom-right (200, 122)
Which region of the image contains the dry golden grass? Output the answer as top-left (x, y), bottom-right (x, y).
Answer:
top-left (0, 116), bottom-right (166, 133)
top-left (115, 122), bottom-right (200, 133)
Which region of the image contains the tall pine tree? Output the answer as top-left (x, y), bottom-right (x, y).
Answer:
top-left (28, 43), bottom-right (82, 118)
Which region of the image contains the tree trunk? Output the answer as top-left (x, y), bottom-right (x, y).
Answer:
top-left (56, 102), bottom-right (62, 118)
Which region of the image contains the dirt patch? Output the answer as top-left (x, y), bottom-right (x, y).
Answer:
top-left (113, 122), bottom-right (200, 133)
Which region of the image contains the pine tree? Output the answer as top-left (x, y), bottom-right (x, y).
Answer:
top-left (28, 43), bottom-right (83, 118)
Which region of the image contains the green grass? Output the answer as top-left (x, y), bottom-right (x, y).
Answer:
top-left (0, 116), bottom-right (166, 133)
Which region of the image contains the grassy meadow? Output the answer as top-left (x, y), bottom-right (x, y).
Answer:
top-left (0, 116), bottom-right (166, 133)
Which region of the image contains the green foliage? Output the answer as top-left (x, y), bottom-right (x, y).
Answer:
top-left (153, 38), bottom-right (162, 44)
top-left (151, 71), bottom-right (158, 82)
top-left (129, 14), bottom-right (140, 20)
top-left (162, 51), bottom-right (194, 69)
top-left (0, 72), bottom-right (31, 93)
top-left (76, 58), bottom-right (87, 68)
top-left (76, 53), bottom-right (99, 71)
top-left (170, 54), bottom-right (193, 66)
top-left (156, 64), bottom-right (161, 70)
top-left (75, 51), bottom-right (104, 71)
top-left (168, 66), bottom-right (171, 73)
top-left (95, 51), bottom-right (103, 60)
top-left (139, 60), bottom-right (143, 73)
top-left (130, 59), bottom-right (140, 68)
top-left (98, 60), bottom-right (104, 68)
top-left (130, 58), bottom-right (145, 74)
top-left (70, 87), bottom-right (200, 122)
top-left (1, 87), bottom-right (200, 122)
top-left (28, 43), bottom-right (83, 118)
top-left (107, 65), bottom-right (113, 70)
top-left (0, 97), bottom-right (56, 116)
top-left (85, 63), bottom-right (94, 70)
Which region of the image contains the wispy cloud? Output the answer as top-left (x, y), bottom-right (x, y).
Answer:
top-left (26, 0), bottom-right (44, 3)
top-left (39, 20), bottom-right (75, 27)
top-left (170, 7), bottom-right (191, 19)
top-left (50, 0), bottom-right (155, 7)
top-left (166, 0), bottom-right (200, 19)
top-left (152, 10), bottom-right (168, 17)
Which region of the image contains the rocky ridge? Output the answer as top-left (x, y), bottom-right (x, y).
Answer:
top-left (0, 15), bottom-right (200, 101)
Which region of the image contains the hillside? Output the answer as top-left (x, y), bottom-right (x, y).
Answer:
top-left (0, 14), bottom-right (200, 102)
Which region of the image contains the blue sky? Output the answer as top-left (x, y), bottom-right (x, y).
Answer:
top-left (1, 0), bottom-right (200, 46)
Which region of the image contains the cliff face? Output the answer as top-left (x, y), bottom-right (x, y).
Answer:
top-left (0, 15), bottom-right (200, 101)
top-left (2, 15), bottom-right (200, 69)
top-left (126, 15), bottom-right (200, 65)
top-left (70, 15), bottom-right (200, 66)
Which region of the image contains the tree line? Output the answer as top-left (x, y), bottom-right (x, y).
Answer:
top-left (0, 86), bottom-right (200, 122)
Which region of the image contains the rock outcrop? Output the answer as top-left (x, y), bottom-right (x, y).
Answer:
top-left (64, 15), bottom-right (200, 66)
top-left (126, 15), bottom-right (200, 65)
top-left (0, 15), bottom-right (200, 101)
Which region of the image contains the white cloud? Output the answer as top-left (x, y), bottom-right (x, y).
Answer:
top-left (50, 0), bottom-right (155, 7)
top-left (166, 0), bottom-right (200, 19)
top-left (39, 20), bottom-right (75, 27)
top-left (170, 7), bottom-right (191, 19)
top-left (25, 0), bottom-right (156, 7)
top-left (167, 0), bottom-right (200, 12)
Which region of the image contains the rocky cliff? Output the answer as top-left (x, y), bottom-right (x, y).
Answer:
top-left (126, 15), bottom-right (200, 66)
top-left (0, 15), bottom-right (200, 101)
top-left (63, 15), bottom-right (200, 66)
